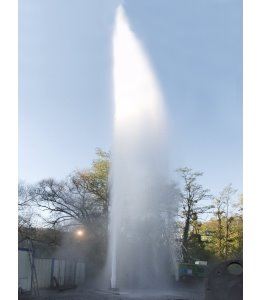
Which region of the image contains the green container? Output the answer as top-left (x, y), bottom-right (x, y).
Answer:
top-left (178, 263), bottom-right (207, 279)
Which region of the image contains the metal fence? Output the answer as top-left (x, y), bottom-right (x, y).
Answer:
top-left (18, 248), bottom-right (32, 291)
top-left (18, 249), bottom-right (86, 291)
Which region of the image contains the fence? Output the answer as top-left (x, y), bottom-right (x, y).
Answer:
top-left (18, 248), bottom-right (32, 291)
top-left (18, 249), bottom-right (86, 291)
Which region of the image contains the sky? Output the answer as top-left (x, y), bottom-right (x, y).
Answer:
top-left (19, 0), bottom-right (243, 196)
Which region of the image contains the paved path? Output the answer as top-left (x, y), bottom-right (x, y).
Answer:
top-left (19, 286), bottom-right (205, 300)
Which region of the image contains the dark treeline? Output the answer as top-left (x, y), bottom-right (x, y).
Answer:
top-left (18, 149), bottom-right (243, 277)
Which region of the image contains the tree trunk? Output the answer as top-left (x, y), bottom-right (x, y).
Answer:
top-left (182, 208), bottom-right (191, 262)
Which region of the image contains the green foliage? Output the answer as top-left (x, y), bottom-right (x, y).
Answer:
top-left (74, 148), bottom-right (110, 214)
top-left (200, 215), bottom-right (243, 260)
top-left (197, 191), bottom-right (243, 261)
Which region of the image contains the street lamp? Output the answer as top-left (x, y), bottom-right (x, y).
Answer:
top-left (76, 229), bottom-right (84, 237)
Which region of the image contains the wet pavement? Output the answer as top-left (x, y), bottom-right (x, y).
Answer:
top-left (19, 285), bottom-right (205, 300)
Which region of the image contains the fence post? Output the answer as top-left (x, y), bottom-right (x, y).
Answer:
top-left (50, 258), bottom-right (55, 288)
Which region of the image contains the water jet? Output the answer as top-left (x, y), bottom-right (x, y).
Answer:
top-left (106, 5), bottom-right (178, 291)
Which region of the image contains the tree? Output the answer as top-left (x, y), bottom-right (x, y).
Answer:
top-left (74, 148), bottom-right (110, 215)
top-left (201, 188), bottom-right (243, 260)
top-left (233, 193), bottom-right (243, 257)
top-left (177, 167), bottom-right (212, 262)
top-left (28, 149), bottom-right (111, 275)
top-left (31, 149), bottom-right (110, 228)
top-left (200, 219), bottom-right (221, 261)
top-left (212, 184), bottom-right (237, 259)
top-left (19, 181), bottom-right (31, 207)
top-left (18, 181), bottom-right (37, 238)
top-left (159, 181), bottom-right (182, 272)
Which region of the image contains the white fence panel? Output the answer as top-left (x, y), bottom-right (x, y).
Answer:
top-left (35, 258), bottom-right (52, 288)
top-left (53, 259), bottom-right (66, 286)
top-left (75, 262), bottom-right (85, 284)
top-left (19, 252), bottom-right (86, 290)
top-left (18, 249), bottom-right (32, 291)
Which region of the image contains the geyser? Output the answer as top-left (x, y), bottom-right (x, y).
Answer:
top-left (107, 6), bottom-right (176, 290)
